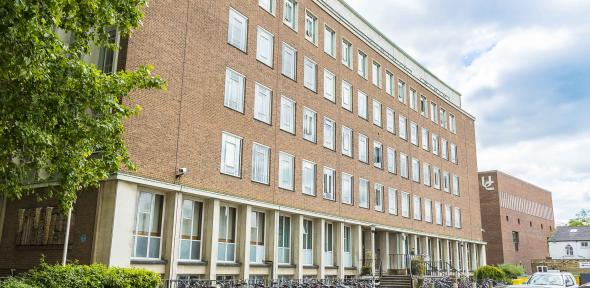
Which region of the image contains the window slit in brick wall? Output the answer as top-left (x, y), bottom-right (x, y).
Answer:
top-left (16, 207), bottom-right (73, 246)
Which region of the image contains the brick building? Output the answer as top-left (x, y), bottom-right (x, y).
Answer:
top-left (478, 170), bottom-right (555, 273)
top-left (1, 0), bottom-right (487, 281)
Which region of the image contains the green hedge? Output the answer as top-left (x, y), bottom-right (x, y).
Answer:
top-left (0, 263), bottom-right (160, 288)
top-left (498, 263), bottom-right (525, 279)
top-left (474, 265), bottom-right (506, 283)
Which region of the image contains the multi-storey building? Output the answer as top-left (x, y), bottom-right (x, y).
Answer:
top-left (0, 0), bottom-right (486, 281)
top-left (478, 170), bottom-right (555, 273)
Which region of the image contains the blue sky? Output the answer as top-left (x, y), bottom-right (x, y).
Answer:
top-left (344, 0), bottom-right (590, 224)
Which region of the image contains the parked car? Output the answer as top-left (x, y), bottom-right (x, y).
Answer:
top-left (506, 272), bottom-right (578, 288)
top-left (579, 282), bottom-right (590, 287)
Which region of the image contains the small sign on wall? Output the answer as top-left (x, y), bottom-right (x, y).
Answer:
top-left (580, 262), bottom-right (590, 269)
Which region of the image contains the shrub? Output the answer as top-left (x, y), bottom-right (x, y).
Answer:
top-left (0, 278), bottom-right (36, 288)
top-left (411, 256), bottom-right (426, 276)
top-left (474, 265), bottom-right (506, 283)
top-left (498, 263), bottom-right (525, 279)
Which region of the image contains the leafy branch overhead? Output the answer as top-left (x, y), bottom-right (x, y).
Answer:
top-left (0, 0), bottom-right (166, 211)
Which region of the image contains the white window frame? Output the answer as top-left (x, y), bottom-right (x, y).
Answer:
top-left (449, 113), bottom-right (457, 133)
top-left (410, 122), bottom-right (418, 146)
top-left (302, 160), bottom-right (316, 196)
top-left (435, 202), bottom-right (443, 225)
top-left (451, 143), bottom-right (458, 164)
top-left (323, 167), bottom-right (336, 200)
top-left (256, 27), bottom-right (274, 67)
top-left (220, 132), bottom-right (243, 177)
top-left (385, 71), bottom-right (394, 96)
top-left (280, 96), bottom-right (295, 134)
top-left (218, 205), bottom-right (237, 263)
top-left (324, 25), bottom-right (336, 57)
top-left (282, 0), bottom-right (298, 31)
top-left (445, 204), bottom-right (453, 227)
top-left (359, 178), bottom-right (369, 208)
top-left (374, 183), bottom-right (384, 212)
top-left (423, 163), bottom-right (431, 186)
top-left (441, 139), bottom-right (448, 160)
top-left (372, 61), bottom-right (382, 88)
top-left (341, 80), bottom-right (353, 111)
top-left (259, 0), bottom-right (276, 15)
top-left (433, 167), bottom-right (441, 190)
top-left (386, 108), bottom-right (395, 134)
top-left (420, 95), bottom-right (428, 117)
top-left (357, 50), bottom-right (368, 79)
top-left (399, 115), bottom-right (407, 140)
top-left (413, 195), bottom-right (422, 220)
top-left (401, 192), bottom-right (410, 218)
top-left (341, 126), bottom-right (353, 157)
top-left (443, 171), bottom-right (450, 193)
top-left (440, 107), bottom-right (447, 129)
top-left (424, 199), bottom-right (433, 223)
top-left (278, 215), bottom-right (291, 264)
top-left (387, 147), bottom-right (396, 174)
top-left (388, 188), bottom-right (397, 215)
top-left (432, 134), bottom-right (439, 155)
top-left (342, 39), bottom-right (353, 69)
top-left (452, 175), bottom-right (460, 196)
top-left (304, 10), bottom-right (318, 44)
top-left (400, 153), bottom-right (408, 178)
top-left (409, 89), bottom-right (418, 111)
top-left (323, 117), bottom-right (336, 151)
top-left (224, 68), bottom-right (245, 113)
top-left (397, 80), bottom-right (406, 104)
top-left (304, 57), bottom-right (317, 92)
top-left (250, 210), bottom-right (266, 263)
top-left (278, 152), bottom-right (295, 190)
top-left (132, 191), bottom-right (164, 260)
top-left (357, 90), bottom-right (368, 119)
top-left (358, 134), bottom-right (368, 163)
top-left (254, 82), bottom-right (272, 124)
top-left (421, 128), bottom-right (429, 150)
top-left (430, 101), bottom-right (438, 123)
top-left (324, 69), bottom-right (336, 102)
top-left (281, 42), bottom-right (297, 80)
top-left (454, 207), bottom-right (462, 228)
top-left (179, 199), bottom-right (203, 261)
top-left (251, 143), bottom-right (270, 184)
top-left (372, 100), bottom-right (382, 127)
top-left (228, 8), bottom-right (248, 52)
top-left (341, 172), bottom-right (353, 205)
top-left (303, 107), bottom-right (317, 143)
top-left (411, 158), bottom-right (420, 183)
top-left (373, 141), bottom-right (383, 169)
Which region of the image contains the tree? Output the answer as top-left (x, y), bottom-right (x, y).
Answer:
top-left (0, 0), bottom-right (166, 212)
top-left (568, 209), bottom-right (590, 227)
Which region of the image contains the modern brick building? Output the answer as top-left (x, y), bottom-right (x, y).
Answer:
top-left (0, 0), bottom-right (487, 282)
top-left (478, 170), bottom-right (555, 273)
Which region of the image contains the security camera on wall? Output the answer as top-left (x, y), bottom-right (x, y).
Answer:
top-left (176, 167), bottom-right (187, 177)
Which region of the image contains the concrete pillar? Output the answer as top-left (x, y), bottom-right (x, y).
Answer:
top-left (441, 239), bottom-right (450, 272)
top-left (205, 199), bottom-right (220, 280)
top-left (470, 243), bottom-right (478, 271)
top-left (353, 225), bottom-right (363, 274)
top-left (293, 215), bottom-right (304, 279)
top-left (479, 244), bottom-right (487, 266)
top-left (398, 233), bottom-right (407, 269)
top-left (267, 210), bottom-right (280, 280)
top-left (336, 222), bottom-right (345, 278)
top-left (165, 191), bottom-right (183, 280)
top-left (410, 234), bottom-right (418, 256)
top-left (462, 243), bottom-right (469, 274)
top-left (433, 238), bottom-right (441, 274)
top-left (370, 228), bottom-right (376, 275)
top-left (377, 231), bottom-right (390, 271)
top-left (452, 241), bottom-right (460, 272)
top-left (421, 236), bottom-right (430, 259)
top-left (239, 205), bottom-right (252, 280)
top-left (315, 218), bottom-right (326, 278)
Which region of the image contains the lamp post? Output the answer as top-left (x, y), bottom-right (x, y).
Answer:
top-left (62, 207), bottom-right (72, 265)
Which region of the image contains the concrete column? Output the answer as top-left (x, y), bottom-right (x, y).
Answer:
top-left (433, 238), bottom-right (441, 274)
top-left (470, 243), bottom-right (478, 271)
top-left (267, 210), bottom-right (280, 280)
top-left (336, 222), bottom-right (345, 278)
top-left (479, 244), bottom-right (487, 266)
top-left (205, 199), bottom-right (220, 280)
top-left (165, 191), bottom-right (183, 280)
top-left (421, 236), bottom-right (430, 259)
top-left (398, 233), bottom-right (407, 269)
top-left (452, 241), bottom-right (460, 272)
top-left (377, 231), bottom-right (390, 271)
top-left (293, 215), bottom-right (304, 279)
top-left (370, 228), bottom-right (376, 275)
top-left (239, 205), bottom-right (252, 280)
top-left (441, 239), bottom-right (450, 272)
top-left (315, 218), bottom-right (326, 279)
top-left (410, 234), bottom-right (418, 256)
top-left (353, 225), bottom-right (363, 274)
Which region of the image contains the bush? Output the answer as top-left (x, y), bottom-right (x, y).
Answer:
top-left (498, 263), bottom-right (525, 279)
top-left (360, 265), bottom-right (371, 276)
top-left (0, 278), bottom-right (36, 288)
top-left (474, 265), bottom-right (506, 283)
top-left (411, 256), bottom-right (426, 276)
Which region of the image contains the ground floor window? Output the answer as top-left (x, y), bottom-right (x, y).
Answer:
top-left (180, 200), bottom-right (203, 261)
top-left (218, 205), bottom-right (237, 262)
top-left (133, 191), bottom-right (164, 259)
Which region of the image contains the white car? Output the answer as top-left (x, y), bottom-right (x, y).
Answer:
top-left (507, 272), bottom-right (578, 288)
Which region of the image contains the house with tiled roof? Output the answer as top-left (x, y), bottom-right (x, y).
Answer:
top-left (549, 226), bottom-right (590, 259)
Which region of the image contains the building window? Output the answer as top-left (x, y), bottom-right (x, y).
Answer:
top-left (180, 200), bottom-right (203, 261)
top-left (15, 207), bottom-right (70, 246)
top-left (278, 216), bottom-right (291, 264)
top-left (399, 115), bottom-right (407, 140)
top-left (343, 226), bottom-right (353, 267)
top-left (423, 163), bottom-right (431, 186)
top-left (324, 222), bottom-right (334, 266)
top-left (450, 143), bottom-right (458, 164)
top-left (302, 160), bottom-right (316, 196)
top-left (452, 175), bottom-right (460, 196)
top-left (256, 27), bottom-right (274, 67)
top-left (323, 167), bottom-right (336, 200)
top-left (440, 108), bottom-right (447, 128)
top-left (409, 89), bottom-right (418, 111)
top-left (359, 178), bottom-right (369, 208)
top-left (228, 8), bottom-right (248, 52)
top-left (445, 205), bottom-right (452, 227)
top-left (386, 108), bottom-right (395, 134)
top-left (433, 167), bottom-right (441, 189)
top-left (324, 69), bottom-right (336, 102)
top-left (512, 231), bottom-right (520, 252)
top-left (281, 43), bottom-right (296, 80)
top-left (341, 173), bottom-right (353, 205)
top-left (303, 107), bottom-right (316, 142)
top-left (251, 143), bottom-right (270, 184)
top-left (304, 57), bottom-right (317, 92)
top-left (250, 211), bottom-right (265, 263)
top-left (342, 39), bottom-right (353, 68)
top-left (388, 188), bottom-right (397, 215)
top-left (97, 29), bottom-right (118, 74)
top-left (302, 220), bottom-right (314, 265)
top-left (373, 141), bottom-right (383, 169)
top-left (357, 90), bottom-right (368, 119)
top-left (400, 153), bottom-right (408, 178)
top-left (565, 244), bottom-right (573, 256)
top-left (420, 96), bottom-right (428, 117)
top-left (218, 205), bottom-right (237, 262)
top-left (224, 68), bottom-right (245, 113)
top-left (304, 11), bottom-right (318, 44)
top-left (430, 101), bottom-right (438, 123)
top-left (397, 80), bottom-right (406, 103)
top-left (372, 61), bottom-right (382, 87)
top-left (432, 134), bottom-right (439, 155)
top-left (401, 192), bottom-right (410, 218)
top-left (449, 114), bottom-right (456, 133)
top-left (358, 134), bottom-right (368, 163)
top-left (283, 0), bottom-right (297, 31)
top-left (133, 192), bottom-right (164, 259)
top-left (582, 242), bottom-right (589, 248)
top-left (220, 132), bottom-right (242, 177)
top-left (324, 26), bottom-right (336, 57)
top-left (341, 80), bottom-right (352, 111)
top-left (411, 158), bottom-right (420, 183)
top-left (454, 208), bottom-right (461, 228)
top-left (341, 126), bottom-right (353, 157)
top-left (374, 184), bottom-right (384, 212)
top-left (421, 128), bottom-right (429, 151)
top-left (254, 83), bottom-right (272, 124)
top-left (280, 96), bottom-right (295, 134)
top-left (443, 171), bottom-right (450, 193)
top-left (323, 117), bottom-right (336, 150)
top-left (441, 139), bottom-right (448, 160)
top-left (387, 147), bottom-right (396, 174)
top-left (410, 122), bottom-right (418, 146)
top-left (372, 100), bottom-right (382, 127)
top-left (424, 199), bottom-right (432, 223)
top-left (358, 51), bottom-right (368, 78)
top-left (413, 195), bottom-right (422, 220)
top-left (385, 71), bottom-right (394, 96)
top-left (278, 152), bottom-right (294, 190)
top-left (435, 202), bottom-right (442, 225)
top-left (259, 0), bottom-right (275, 15)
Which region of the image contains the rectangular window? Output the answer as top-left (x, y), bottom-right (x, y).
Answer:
top-left (374, 184), bottom-right (384, 212)
top-left (432, 134), bottom-right (439, 155)
top-left (357, 90), bottom-right (368, 119)
top-left (443, 171), bottom-right (450, 193)
top-left (433, 167), bottom-right (441, 189)
top-left (324, 26), bottom-right (336, 57)
top-left (341, 126), bottom-right (353, 157)
top-left (373, 141), bottom-right (383, 169)
top-left (358, 134), bottom-right (368, 163)
top-left (452, 175), bottom-right (460, 196)
top-left (251, 143), bottom-right (270, 184)
top-left (224, 68), bottom-right (245, 113)
top-left (399, 115), bottom-right (407, 140)
top-left (133, 191), bottom-right (163, 259)
top-left (323, 117), bottom-right (335, 150)
top-left (180, 200), bottom-right (203, 261)
top-left (324, 69), bottom-right (336, 102)
top-left (413, 195), bottom-right (421, 220)
top-left (302, 160), bottom-right (316, 196)
top-left (259, 0), bottom-right (275, 14)
top-left (410, 122), bottom-right (418, 146)
top-left (512, 231), bottom-right (519, 251)
top-left (421, 128), bottom-right (429, 150)
top-left (388, 188), bottom-right (397, 215)
top-left (454, 208), bottom-right (462, 228)
top-left (250, 211), bottom-right (265, 263)
top-left (256, 27), bottom-right (274, 67)
top-left (424, 199), bottom-right (432, 223)
top-left (359, 178), bottom-right (369, 208)
top-left (387, 147), bottom-right (396, 174)
top-left (372, 100), bottom-right (382, 127)
top-left (397, 80), bottom-right (406, 103)
top-left (303, 108), bottom-right (316, 142)
top-left (254, 83), bottom-right (272, 124)
top-left (385, 71), bottom-right (394, 96)
top-left (420, 96), bottom-right (428, 117)
top-left (304, 11), bottom-right (318, 44)
top-left (324, 222), bottom-right (334, 266)
top-left (409, 89), bottom-right (417, 111)
top-left (435, 202), bottom-right (443, 225)
top-left (445, 205), bottom-right (452, 227)
top-left (372, 61), bottom-right (381, 87)
top-left (440, 108), bottom-right (447, 128)
top-left (400, 153), bottom-right (408, 178)
top-left (441, 139), bottom-right (448, 160)
top-left (358, 51), bottom-right (368, 78)
top-left (278, 216), bottom-right (291, 264)
top-left (304, 57), bottom-right (317, 92)
top-left (423, 163), bottom-right (431, 186)
top-left (411, 158), bottom-right (420, 183)
top-left (341, 173), bottom-right (353, 205)
top-left (218, 205), bottom-right (237, 262)
top-left (283, 0), bottom-right (297, 30)
top-left (280, 96), bottom-right (295, 134)
top-left (220, 132), bottom-right (242, 177)
top-left (342, 39), bottom-right (352, 68)
top-left (278, 152), bottom-right (294, 190)
top-left (281, 43), bottom-right (296, 80)
top-left (401, 192), bottom-right (410, 218)
top-left (343, 226), bottom-right (353, 267)
top-left (430, 101), bottom-right (438, 123)
top-left (449, 114), bottom-right (457, 133)
top-left (386, 108), bottom-right (395, 134)
top-left (323, 167), bottom-right (336, 200)
top-left (97, 29), bottom-right (118, 74)
top-left (228, 8), bottom-right (248, 52)
top-left (341, 81), bottom-right (352, 111)
top-left (450, 143), bottom-right (458, 164)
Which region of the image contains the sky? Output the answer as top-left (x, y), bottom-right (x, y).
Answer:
top-left (344, 0), bottom-right (590, 225)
